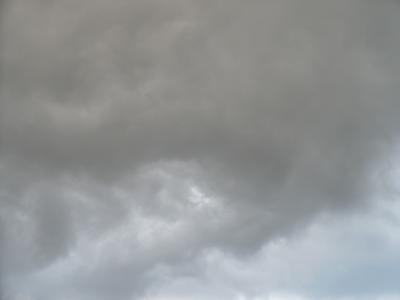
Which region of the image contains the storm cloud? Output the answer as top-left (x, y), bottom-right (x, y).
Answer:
top-left (1, 1), bottom-right (400, 299)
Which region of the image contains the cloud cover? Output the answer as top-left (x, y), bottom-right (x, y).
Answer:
top-left (1, 0), bottom-right (400, 299)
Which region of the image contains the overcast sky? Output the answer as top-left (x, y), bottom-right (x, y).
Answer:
top-left (1, 1), bottom-right (400, 299)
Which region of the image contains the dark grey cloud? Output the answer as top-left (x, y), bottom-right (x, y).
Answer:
top-left (1, 0), bottom-right (400, 299)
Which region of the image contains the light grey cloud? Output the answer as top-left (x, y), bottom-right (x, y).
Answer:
top-left (1, 0), bottom-right (400, 299)
top-left (141, 197), bottom-right (400, 300)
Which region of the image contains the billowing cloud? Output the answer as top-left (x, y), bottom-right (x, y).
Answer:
top-left (141, 196), bottom-right (400, 300)
top-left (1, 0), bottom-right (400, 299)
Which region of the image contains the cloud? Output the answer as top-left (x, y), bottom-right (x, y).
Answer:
top-left (141, 197), bottom-right (400, 300)
top-left (1, 0), bottom-right (400, 299)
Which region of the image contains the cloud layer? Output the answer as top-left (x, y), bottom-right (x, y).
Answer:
top-left (1, 0), bottom-right (400, 299)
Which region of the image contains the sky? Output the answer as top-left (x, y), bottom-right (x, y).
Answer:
top-left (1, 0), bottom-right (400, 299)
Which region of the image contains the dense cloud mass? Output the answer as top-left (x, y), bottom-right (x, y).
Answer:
top-left (1, 1), bottom-right (400, 299)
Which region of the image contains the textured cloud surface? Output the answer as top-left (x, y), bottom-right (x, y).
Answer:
top-left (1, 1), bottom-right (400, 299)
